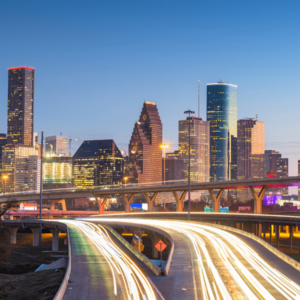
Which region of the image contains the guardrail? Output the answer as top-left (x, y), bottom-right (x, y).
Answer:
top-left (103, 224), bottom-right (162, 276)
top-left (101, 223), bottom-right (174, 276)
top-left (53, 226), bottom-right (71, 300)
top-left (194, 221), bottom-right (300, 273)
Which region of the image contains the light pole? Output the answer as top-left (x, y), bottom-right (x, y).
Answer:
top-left (2, 175), bottom-right (8, 194)
top-left (160, 144), bottom-right (169, 211)
top-left (184, 109), bottom-right (195, 221)
top-left (160, 144), bottom-right (169, 184)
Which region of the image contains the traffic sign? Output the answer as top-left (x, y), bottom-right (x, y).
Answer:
top-left (155, 240), bottom-right (167, 252)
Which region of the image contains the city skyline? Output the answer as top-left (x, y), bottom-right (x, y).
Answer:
top-left (0, 1), bottom-right (300, 181)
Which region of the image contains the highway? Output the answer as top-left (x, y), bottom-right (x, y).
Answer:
top-left (61, 220), bottom-right (157, 300)
top-left (83, 218), bottom-right (300, 300)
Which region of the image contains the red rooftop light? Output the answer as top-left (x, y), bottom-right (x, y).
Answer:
top-left (8, 66), bottom-right (35, 71)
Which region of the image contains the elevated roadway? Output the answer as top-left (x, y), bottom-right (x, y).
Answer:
top-left (85, 217), bottom-right (300, 299)
top-left (1, 176), bottom-right (300, 214)
top-left (5, 217), bottom-right (300, 299)
top-left (94, 212), bottom-right (300, 249)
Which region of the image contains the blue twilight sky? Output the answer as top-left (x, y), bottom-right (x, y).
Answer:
top-left (0, 1), bottom-right (300, 188)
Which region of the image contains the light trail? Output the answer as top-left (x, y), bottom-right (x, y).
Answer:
top-left (82, 218), bottom-right (300, 300)
top-left (61, 220), bottom-right (157, 300)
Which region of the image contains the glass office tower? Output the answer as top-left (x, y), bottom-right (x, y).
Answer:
top-left (7, 67), bottom-right (35, 146)
top-left (207, 82), bottom-right (237, 182)
top-left (72, 140), bottom-right (124, 188)
top-left (179, 117), bottom-right (210, 183)
top-left (237, 119), bottom-right (265, 201)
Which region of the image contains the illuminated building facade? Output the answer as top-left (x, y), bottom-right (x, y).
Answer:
top-left (179, 117), bottom-right (210, 182)
top-left (264, 150), bottom-right (281, 177)
top-left (265, 150), bottom-right (289, 196)
top-left (43, 156), bottom-right (72, 184)
top-left (7, 67), bottom-right (34, 146)
top-left (207, 82), bottom-right (237, 182)
top-left (298, 161), bottom-right (300, 201)
top-left (126, 102), bottom-right (162, 184)
top-left (0, 134), bottom-right (7, 193)
top-left (277, 158), bottom-right (288, 196)
top-left (45, 135), bottom-right (68, 156)
top-left (72, 140), bottom-right (124, 188)
top-left (237, 119), bottom-right (265, 200)
top-left (2, 144), bottom-right (40, 192)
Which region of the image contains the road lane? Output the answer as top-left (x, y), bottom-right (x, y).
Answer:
top-left (85, 218), bottom-right (300, 300)
top-left (62, 223), bottom-right (116, 300)
top-left (62, 220), bottom-right (157, 300)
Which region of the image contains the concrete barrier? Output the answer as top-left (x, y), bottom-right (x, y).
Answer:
top-left (103, 224), bottom-right (162, 276)
top-left (195, 221), bottom-right (300, 273)
top-left (53, 226), bottom-right (71, 300)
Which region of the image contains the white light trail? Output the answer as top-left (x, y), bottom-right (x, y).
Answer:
top-left (61, 220), bottom-right (157, 300)
top-left (82, 218), bottom-right (300, 300)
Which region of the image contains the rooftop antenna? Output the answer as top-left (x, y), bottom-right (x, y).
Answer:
top-left (256, 114), bottom-right (258, 120)
top-left (198, 80), bottom-right (200, 118)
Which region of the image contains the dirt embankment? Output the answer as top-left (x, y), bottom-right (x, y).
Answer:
top-left (0, 229), bottom-right (67, 300)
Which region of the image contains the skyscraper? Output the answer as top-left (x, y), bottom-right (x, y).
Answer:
top-left (45, 135), bottom-right (68, 156)
top-left (265, 150), bottom-right (289, 196)
top-left (7, 67), bottom-right (34, 146)
top-left (163, 151), bottom-right (184, 181)
top-left (277, 158), bottom-right (288, 196)
top-left (298, 161), bottom-right (300, 201)
top-left (237, 119), bottom-right (265, 200)
top-left (126, 102), bottom-right (162, 184)
top-left (0, 134), bottom-right (7, 193)
top-left (72, 140), bottom-right (124, 188)
top-left (207, 82), bottom-right (237, 182)
top-left (264, 150), bottom-right (281, 177)
top-left (179, 117), bottom-right (210, 182)
top-left (43, 156), bottom-right (73, 184)
top-left (237, 119), bottom-right (265, 179)
top-left (2, 144), bottom-right (40, 192)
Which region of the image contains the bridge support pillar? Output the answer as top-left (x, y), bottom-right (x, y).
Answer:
top-left (276, 225), bottom-right (279, 249)
top-left (144, 192), bottom-right (158, 212)
top-left (172, 191), bottom-right (187, 212)
top-left (10, 227), bottom-right (18, 244)
top-left (290, 225), bottom-right (293, 250)
top-left (32, 228), bottom-right (40, 246)
top-left (121, 194), bottom-right (135, 213)
top-left (95, 196), bottom-right (109, 214)
top-left (208, 189), bottom-right (224, 212)
top-left (249, 186), bottom-right (266, 214)
top-left (50, 229), bottom-right (59, 252)
top-left (270, 225), bottom-right (273, 244)
top-left (50, 199), bottom-right (67, 211)
top-left (258, 223), bottom-right (262, 237)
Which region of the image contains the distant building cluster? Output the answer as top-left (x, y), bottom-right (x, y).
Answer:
top-left (0, 67), bottom-right (292, 204)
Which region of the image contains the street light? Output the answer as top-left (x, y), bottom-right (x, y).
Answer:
top-left (123, 176), bottom-right (128, 187)
top-left (184, 109), bottom-right (195, 221)
top-left (2, 175), bottom-right (8, 194)
top-left (160, 144), bottom-right (169, 184)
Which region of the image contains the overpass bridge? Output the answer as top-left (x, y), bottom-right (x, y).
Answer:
top-left (1, 176), bottom-right (300, 214)
top-left (5, 216), bottom-right (300, 299)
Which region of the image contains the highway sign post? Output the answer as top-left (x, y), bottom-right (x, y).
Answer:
top-left (155, 240), bottom-right (167, 267)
